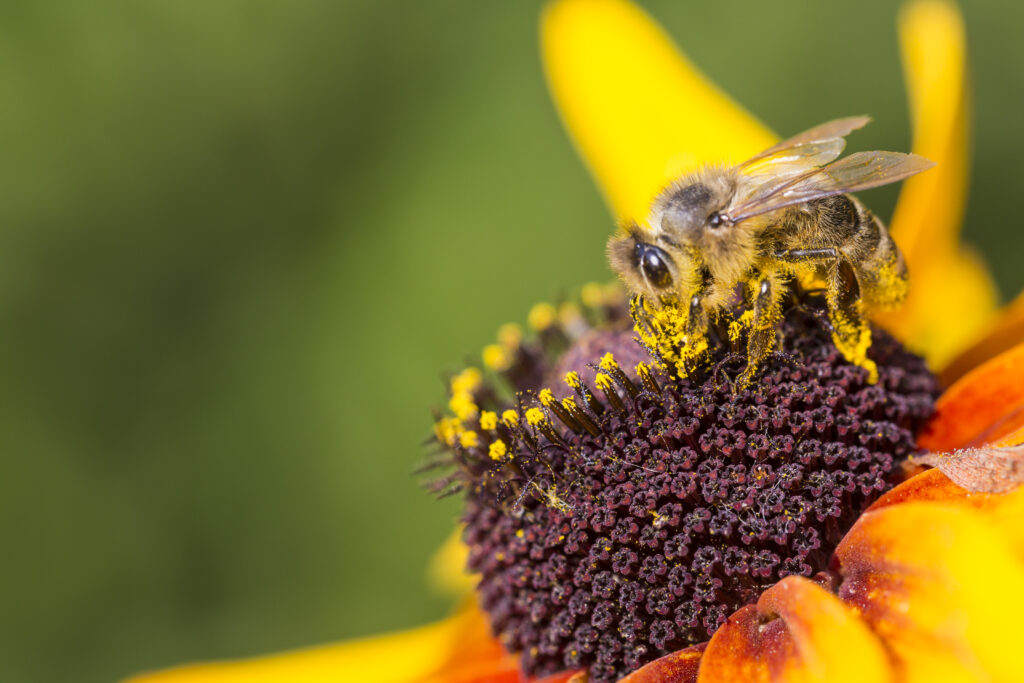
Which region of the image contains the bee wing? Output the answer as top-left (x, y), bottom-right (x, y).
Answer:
top-left (738, 116), bottom-right (872, 175)
top-left (728, 151), bottom-right (935, 223)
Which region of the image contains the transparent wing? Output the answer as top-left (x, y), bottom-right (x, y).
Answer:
top-left (738, 116), bottom-right (872, 175)
top-left (728, 151), bottom-right (935, 223)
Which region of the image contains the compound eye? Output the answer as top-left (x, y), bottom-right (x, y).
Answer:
top-left (634, 242), bottom-right (673, 289)
top-left (707, 211), bottom-right (728, 229)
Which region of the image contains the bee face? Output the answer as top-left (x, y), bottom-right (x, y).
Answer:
top-left (607, 227), bottom-right (680, 302)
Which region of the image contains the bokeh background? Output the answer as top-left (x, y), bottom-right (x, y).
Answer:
top-left (2, 1), bottom-right (1022, 681)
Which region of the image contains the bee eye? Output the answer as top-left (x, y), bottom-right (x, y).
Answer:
top-left (707, 212), bottom-right (728, 229)
top-left (634, 242), bottom-right (673, 289)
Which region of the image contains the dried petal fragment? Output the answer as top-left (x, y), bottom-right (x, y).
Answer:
top-left (697, 576), bottom-right (891, 683)
top-left (835, 502), bottom-right (1024, 683)
top-left (915, 445), bottom-right (1024, 494)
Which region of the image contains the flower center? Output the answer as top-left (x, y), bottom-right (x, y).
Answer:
top-left (430, 289), bottom-right (936, 683)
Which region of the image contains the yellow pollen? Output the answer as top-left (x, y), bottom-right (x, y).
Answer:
top-left (479, 411), bottom-right (498, 430)
top-left (599, 353), bottom-right (619, 372)
top-left (433, 417), bottom-right (460, 446)
top-left (515, 529), bottom-right (524, 538)
top-left (501, 409), bottom-right (519, 427)
top-left (564, 371), bottom-right (582, 389)
top-left (636, 361), bottom-right (650, 374)
top-left (581, 281), bottom-right (604, 308)
top-left (497, 322), bottom-right (523, 348)
top-left (482, 344), bottom-right (511, 371)
top-left (595, 372), bottom-right (614, 392)
top-left (458, 430), bottom-right (479, 449)
top-left (450, 367), bottom-right (482, 395)
top-left (449, 393), bottom-right (478, 422)
top-left (558, 302), bottom-right (583, 327)
top-left (528, 302), bottom-right (557, 331)
top-left (538, 389), bottom-right (556, 406)
top-left (561, 397), bottom-right (577, 412)
top-left (488, 439), bottom-right (507, 461)
top-left (526, 407), bottom-right (546, 426)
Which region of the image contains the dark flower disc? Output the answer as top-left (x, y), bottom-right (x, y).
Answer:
top-left (429, 291), bottom-right (936, 683)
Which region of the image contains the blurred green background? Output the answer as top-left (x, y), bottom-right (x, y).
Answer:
top-left (1, 1), bottom-right (1022, 681)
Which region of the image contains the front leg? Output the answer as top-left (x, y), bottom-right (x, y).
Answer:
top-left (738, 270), bottom-right (786, 386)
top-left (774, 248), bottom-right (877, 383)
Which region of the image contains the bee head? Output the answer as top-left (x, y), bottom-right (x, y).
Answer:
top-left (607, 224), bottom-right (680, 301)
top-left (649, 172), bottom-right (736, 245)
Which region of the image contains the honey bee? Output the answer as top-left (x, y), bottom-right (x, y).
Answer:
top-left (607, 116), bottom-right (933, 384)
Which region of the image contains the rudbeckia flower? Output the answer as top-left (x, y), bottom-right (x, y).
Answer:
top-left (127, 0), bottom-right (1024, 682)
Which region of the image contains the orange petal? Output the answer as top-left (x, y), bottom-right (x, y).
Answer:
top-left (875, 0), bottom-right (998, 367)
top-left (869, 466), bottom-right (1024, 562)
top-left (918, 341), bottom-right (1024, 451)
top-left (124, 601), bottom-right (508, 683)
top-left (868, 467), bottom-right (971, 511)
top-left (696, 576), bottom-right (892, 683)
top-left (541, 0), bottom-right (775, 222)
top-left (835, 501), bottom-right (1024, 683)
top-left (620, 643), bottom-right (705, 683)
top-left (940, 288), bottom-right (1024, 386)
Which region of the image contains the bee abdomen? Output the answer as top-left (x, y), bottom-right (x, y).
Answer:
top-left (853, 208), bottom-right (909, 306)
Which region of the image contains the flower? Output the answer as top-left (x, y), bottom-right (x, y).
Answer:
top-left (125, 0), bottom-right (1024, 682)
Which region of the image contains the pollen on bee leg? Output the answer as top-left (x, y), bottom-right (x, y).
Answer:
top-left (830, 308), bottom-right (879, 383)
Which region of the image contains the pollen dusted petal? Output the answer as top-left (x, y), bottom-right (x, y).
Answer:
top-left (696, 576), bottom-right (892, 683)
top-left (918, 341), bottom-right (1024, 451)
top-left (540, 0), bottom-right (775, 222)
top-left (877, 0), bottom-right (998, 368)
top-left (123, 601), bottom-right (508, 683)
top-left (834, 502), bottom-right (1024, 683)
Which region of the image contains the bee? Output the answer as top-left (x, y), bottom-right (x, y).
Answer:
top-left (607, 116), bottom-right (934, 384)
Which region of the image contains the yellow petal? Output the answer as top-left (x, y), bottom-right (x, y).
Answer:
top-left (124, 602), bottom-right (508, 683)
top-left (696, 577), bottom-right (892, 683)
top-left (428, 526), bottom-right (476, 596)
top-left (876, 0), bottom-right (998, 368)
top-left (541, 0), bottom-right (775, 223)
top-left (835, 501), bottom-right (1024, 683)
top-left (940, 288), bottom-right (1024, 386)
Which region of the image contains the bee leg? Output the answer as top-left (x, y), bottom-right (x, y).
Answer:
top-left (774, 247), bottom-right (877, 382)
top-left (827, 257), bottom-right (877, 383)
top-left (739, 272), bottom-right (785, 386)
